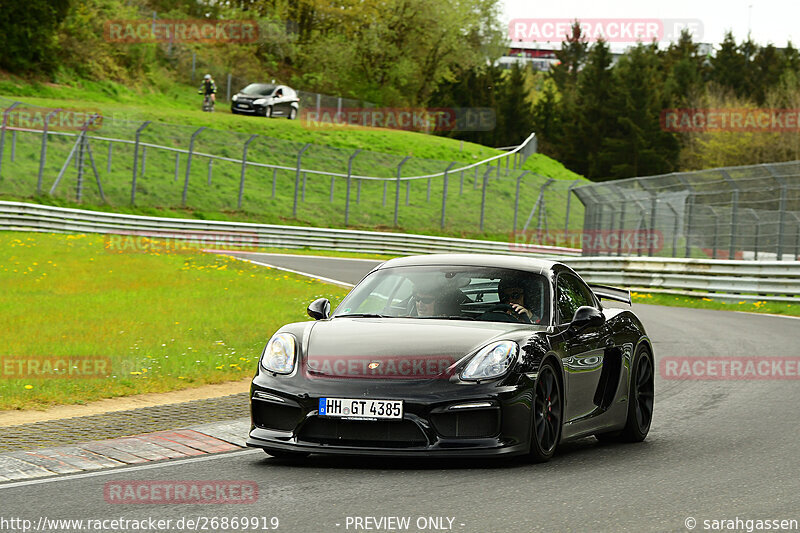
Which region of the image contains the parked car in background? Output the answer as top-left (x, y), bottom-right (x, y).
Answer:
top-left (231, 83), bottom-right (299, 119)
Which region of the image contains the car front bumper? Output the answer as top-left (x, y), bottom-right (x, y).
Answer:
top-left (246, 374), bottom-right (534, 457)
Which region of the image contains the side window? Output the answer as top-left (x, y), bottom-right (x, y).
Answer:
top-left (556, 273), bottom-right (595, 324)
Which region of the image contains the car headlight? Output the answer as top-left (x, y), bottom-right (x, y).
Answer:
top-left (253, 98), bottom-right (266, 106)
top-left (460, 341), bottom-right (519, 380)
top-left (260, 333), bottom-right (297, 374)
top-left (232, 95), bottom-right (239, 102)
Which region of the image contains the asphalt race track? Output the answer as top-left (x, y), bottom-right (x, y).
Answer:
top-left (2, 253), bottom-right (799, 533)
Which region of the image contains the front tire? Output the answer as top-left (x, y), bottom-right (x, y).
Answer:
top-left (265, 106), bottom-right (273, 118)
top-left (288, 107), bottom-right (297, 120)
top-left (529, 360), bottom-right (562, 462)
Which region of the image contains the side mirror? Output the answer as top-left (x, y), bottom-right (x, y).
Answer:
top-left (569, 306), bottom-right (604, 331)
top-left (307, 298), bottom-right (331, 320)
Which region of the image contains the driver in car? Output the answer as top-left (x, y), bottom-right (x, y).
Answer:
top-left (480, 277), bottom-right (538, 323)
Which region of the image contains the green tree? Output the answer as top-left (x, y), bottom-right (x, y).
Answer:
top-left (601, 43), bottom-right (679, 178)
top-left (565, 39), bottom-right (616, 179)
top-left (0, 0), bottom-right (72, 73)
top-left (497, 63), bottom-right (535, 146)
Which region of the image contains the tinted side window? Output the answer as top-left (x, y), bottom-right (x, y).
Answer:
top-left (556, 273), bottom-right (594, 324)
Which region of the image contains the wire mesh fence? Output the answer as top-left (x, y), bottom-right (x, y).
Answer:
top-left (573, 164), bottom-right (800, 260)
top-left (0, 97), bottom-right (567, 241)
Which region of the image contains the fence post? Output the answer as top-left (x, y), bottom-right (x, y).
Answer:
top-left (512, 171), bottom-right (530, 234)
top-left (81, 115), bottom-right (106, 204)
top-left (720, 170), bottom-right (739, 260)
top-left (459, 169), bottom-right (464, 195)
top-left (426, 176), bottom-right (431, 202)
top-left (479, 166), bottom-right (492, 232)
top-left (748, 208), bottom-right (760, 260)
top-left (207, 159), bottom-right (213, 185)
top-left (330, 175), bottom-right (335, 202)
top-left (791, 213), bottom-right (800, 261)
top-left (776, 177), bottom-right (788, 260)
top-left (676, 176), bottom-right (693, 258)
top-left (316, 93), bottom-right (321, 116)
top-left (536, 178), bottom-right (555, 239)
top-left (665, 204), bottom-right (679, 257)
top-left (563, 180), bottom-right (581, 243)
top-left (173, 153), bottom-right (179, 182)
top-left (227, 73), bottom-right (232, 102)
top-left (292, 144), bottom-right (311, 217)
top-left (441, 162), bottom-right (456, 230)
top-left (344, 149), bottom-right (361, 226)
top-left (617, 201), bottom-right (627, 257)
top-left (394, 156), bottom-right (411, 227)
top-left (382, 181), bottom-right (387, 207)
top-left (271, 168), bottom-right (277, 198)
top-left (107, 142), bottom-right (113, 173)
top-left (37, 109), bottom-right (60, 195)
top-left (131, 121), bottom-right (151, 206)
top-left (191, 52), bottom-right (196, 82)
top-left (0, 102), bottom-right (20, 178)
top-left (237, 134), bottom-right (258, 209)
top-left (182, 126), bottom-right (205, 207)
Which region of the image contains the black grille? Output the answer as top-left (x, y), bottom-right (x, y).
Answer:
top-left (430, 409), bottom-right (500, 438)
top-left (253, 402), bottom-right (302, 431)
top-left (299, 418), bottom-right (427, 448)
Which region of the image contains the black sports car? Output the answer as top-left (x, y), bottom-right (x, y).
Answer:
top-left (231, 83), bottom-right (299, 119)
top-left (247, 254), bottom-right (654, 462)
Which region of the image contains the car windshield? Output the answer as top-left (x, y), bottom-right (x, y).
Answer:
top-left (333, 265), bottom-right (550, 324)
top-left (240, 83), bottom-right (275, 96)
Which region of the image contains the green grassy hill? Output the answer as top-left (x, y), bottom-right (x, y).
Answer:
top-left (0, 77), bottom-right (587, 243)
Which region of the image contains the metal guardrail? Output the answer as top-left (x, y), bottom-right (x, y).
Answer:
top-left (1, 201), bottom-right (797, 302)
top-left (0, 201), bottom-right (578, 257)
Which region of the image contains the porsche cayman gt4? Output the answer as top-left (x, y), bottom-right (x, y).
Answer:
top-left (247, 254), bottom-right (654, 462)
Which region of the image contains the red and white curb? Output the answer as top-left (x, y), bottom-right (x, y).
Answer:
top-left (0, 419), bottom-right (249, 482)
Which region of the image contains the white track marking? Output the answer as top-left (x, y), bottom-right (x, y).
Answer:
top-left (222, 255), bottom-right (355, 288)
top-left (0, 449), bottom-right (261, 490)
top-left (227, 252), bottom-right (386, 263)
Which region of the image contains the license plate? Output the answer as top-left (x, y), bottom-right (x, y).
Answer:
top-left (237, 103), bottom-right (248, 108)
top-left (318, 398), bottom-right (403, 420)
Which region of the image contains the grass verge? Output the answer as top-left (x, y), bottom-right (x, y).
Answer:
top-left (0, 231), bottom-right (349, 410)
top-left (632, 291), bottom-right (799, 317)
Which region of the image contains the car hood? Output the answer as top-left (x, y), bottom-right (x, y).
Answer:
top-left (304, 318), bottom-right (537, 379)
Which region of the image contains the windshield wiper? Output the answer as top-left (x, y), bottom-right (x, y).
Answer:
top-left (336, 313), bottom-right (393, 318)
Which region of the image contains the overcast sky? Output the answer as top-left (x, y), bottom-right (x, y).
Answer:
top-left (501, 0), bottom-right (800, 50)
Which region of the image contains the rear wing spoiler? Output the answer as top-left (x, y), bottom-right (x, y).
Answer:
top-left (589, 284), bottom-right (632, 306)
